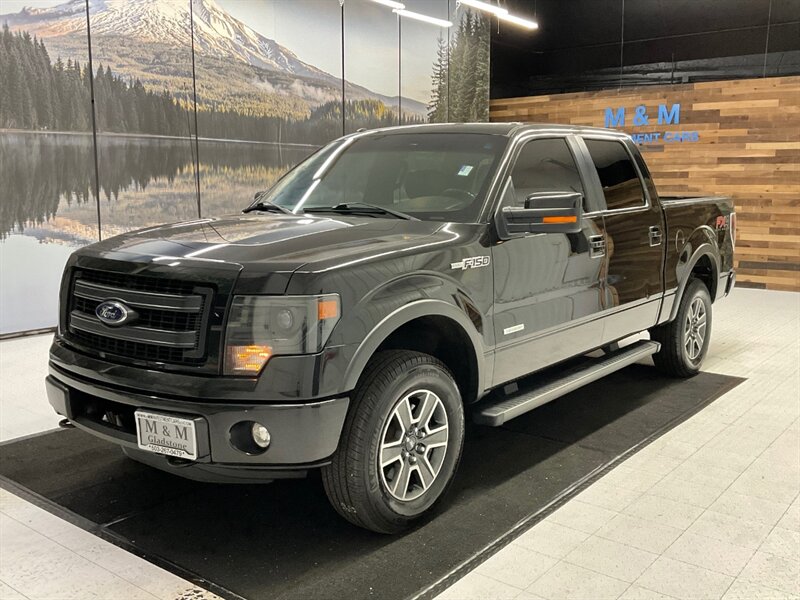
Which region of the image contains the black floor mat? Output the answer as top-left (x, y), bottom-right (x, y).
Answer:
top-left (0, 366), bottom-right (742, 600)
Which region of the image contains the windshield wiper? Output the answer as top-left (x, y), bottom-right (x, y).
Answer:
top-left (305, 202), bottom-right (417, 221)
top-left (242, 198), bottom-right (293, 215)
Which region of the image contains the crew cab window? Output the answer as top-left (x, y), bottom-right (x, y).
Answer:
top-left (262, 133), bottom-right (507, 223)
top-left (584, 139), bottom-right (646, 211)
top-left (508, 138), bottom-right (585, 208)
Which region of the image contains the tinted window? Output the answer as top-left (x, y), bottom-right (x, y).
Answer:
top-left (263, 133), bottom-right (507, 223)
top-left (508, 138), bottom-right (585, 208)
top-left (584, 139), bottom-right (646, 210)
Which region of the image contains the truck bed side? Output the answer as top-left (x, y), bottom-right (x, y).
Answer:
top-left (659, 195), bottom-right (736, 317)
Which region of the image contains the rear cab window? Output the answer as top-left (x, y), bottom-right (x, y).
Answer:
top-left (583, 139), bottom-right (646, 211)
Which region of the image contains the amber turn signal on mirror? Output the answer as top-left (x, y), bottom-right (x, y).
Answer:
top-left (542, 215), bottom-right (578, 224)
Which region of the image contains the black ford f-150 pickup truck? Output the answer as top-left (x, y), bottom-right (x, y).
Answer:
top-left (46, 123), bottom-right (735, 533)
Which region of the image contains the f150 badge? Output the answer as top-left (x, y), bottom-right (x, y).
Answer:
top-left (451, 256), bottom-right (490, 270)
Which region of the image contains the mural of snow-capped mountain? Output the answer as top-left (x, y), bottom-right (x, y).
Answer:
top-left (0, 0), bottom-right (428, 116)
top-left (0, 0), bottom-right (490, 334)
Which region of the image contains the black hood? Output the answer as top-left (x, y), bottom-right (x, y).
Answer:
top-left (87, 213), bottom-right (449, 272)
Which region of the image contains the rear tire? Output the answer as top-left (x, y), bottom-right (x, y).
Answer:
top-left (650, 278), bottom-right (712, 377)
top-left (322, 350), bottom-right (465, 533)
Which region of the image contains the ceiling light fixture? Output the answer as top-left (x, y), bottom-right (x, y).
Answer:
top-left (392, 9), bottom-right (453, 28)
top-left (455, 0), bottom-right (539, 31)
top-left (370, 0), bottom-right (406, 9)
top-left (498, 12), bottom-right (539, 29)
top-left (457, 0), bottom-right (508, 17)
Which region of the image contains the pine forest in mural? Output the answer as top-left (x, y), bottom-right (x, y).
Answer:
top-left (0, 25), bottom-right (416, 143)
top-left (429, 12), bottom-right (490, 123)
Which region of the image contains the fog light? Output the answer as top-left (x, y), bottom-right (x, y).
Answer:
top-left (252, 422), bottom-right (271, 448)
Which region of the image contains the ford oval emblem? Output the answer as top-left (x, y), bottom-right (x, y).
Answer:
top-left (95, 300), bottom-right (133, 326)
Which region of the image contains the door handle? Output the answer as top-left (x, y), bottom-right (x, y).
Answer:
top-left (589, 235), bottom-right (606, 258)
top-left (649, 226), bottom-right (663, 247)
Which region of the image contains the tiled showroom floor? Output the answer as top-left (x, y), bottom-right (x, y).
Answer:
top-left (1, 287), bottom-right (798, 600)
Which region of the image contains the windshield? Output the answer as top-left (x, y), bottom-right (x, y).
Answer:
top-left (257, 132), bottom-right (508, 222)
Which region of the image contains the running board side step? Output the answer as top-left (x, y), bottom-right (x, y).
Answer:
top-left (474, 340), bottom-right (660, 426)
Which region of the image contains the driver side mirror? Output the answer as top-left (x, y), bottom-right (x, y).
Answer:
top-left (497, 191), bottom-right (583, 238)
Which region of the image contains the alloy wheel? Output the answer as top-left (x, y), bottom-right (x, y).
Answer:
top-left (683, 297), bottom-right (707, 362)
top-left (378, 389), bottom-right (449, 502)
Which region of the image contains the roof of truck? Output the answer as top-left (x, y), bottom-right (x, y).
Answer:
top-left (362, 122), bottom-right (628, 138)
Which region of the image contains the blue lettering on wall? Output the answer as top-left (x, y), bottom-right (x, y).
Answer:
top-left (604, 107), bottom-right (625, 128)
top-left (633, 105), bottom-right (649, 126)
top-left (602, 102), bottom-right (696, 144)
top-left (631, 133), bottom-right (662, 144)
top-left (664, 131), bottom-right (699, 143)
top-left (658, 103), bottom-right (681, 125)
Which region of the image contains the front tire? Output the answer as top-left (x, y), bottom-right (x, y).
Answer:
top-left (650, 278), bottom-right (712, 377)
top-left (322, 350), bottom-right (465, 533)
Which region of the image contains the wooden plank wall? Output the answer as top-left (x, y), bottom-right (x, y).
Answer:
top-left (490, 76), bottom-right (800, 291)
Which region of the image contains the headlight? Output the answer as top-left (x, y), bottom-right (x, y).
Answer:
top-left (224, 294), bottom-right (340, 375)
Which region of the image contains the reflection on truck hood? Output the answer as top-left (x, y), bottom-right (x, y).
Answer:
top-left (90, 214), bottom-right (448, 269)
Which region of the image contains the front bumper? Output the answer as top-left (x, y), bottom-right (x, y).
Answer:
top-left (46, 363), bottom-right (349, 483)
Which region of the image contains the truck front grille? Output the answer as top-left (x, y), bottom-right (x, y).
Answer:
top-left (72, 297), bottom-right (202, 332)
top-left (68, 329), bottom-right (188, 363)
top-left (77, 269), bottom-right (196, 295)
top-left (65, 269), bottom-right (213, 366)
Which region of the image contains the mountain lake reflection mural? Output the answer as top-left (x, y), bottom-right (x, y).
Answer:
top-left (0, 0), bottom-right (489, 334)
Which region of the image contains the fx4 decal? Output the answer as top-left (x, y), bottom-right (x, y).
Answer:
top-left (451, 256), bottom-right (491, 270)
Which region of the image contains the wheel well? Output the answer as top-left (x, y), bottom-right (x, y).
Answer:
top-left (376, 316), bottom-right (479, 404)
top-left (691, 254), bottom-right (718, 300)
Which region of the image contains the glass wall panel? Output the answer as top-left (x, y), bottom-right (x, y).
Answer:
top-left (448, 2), bottom-right (490, 122)
top-left (194, 0), bottom-right (342, 217)
top-left (89, 0), bottom-right (200, 238)
top-left (0, 1), bottom-right (97, 333)
top-left (399, 0), bottom-right (449, 124)
top-left (344, 0), bottom-right (400, 134)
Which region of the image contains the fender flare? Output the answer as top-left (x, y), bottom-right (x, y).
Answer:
top-left (341, 298), bottom-right (487, 397)
top-left (668, 242), bottom-right (720, 322)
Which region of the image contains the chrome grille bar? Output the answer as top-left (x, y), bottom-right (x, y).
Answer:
top-left (74, 280), bottom-right (203, 312)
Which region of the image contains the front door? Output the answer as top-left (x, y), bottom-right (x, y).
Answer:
top-left (492, 136), bottom-right (607, 386)
top-left (579, 137), bottom-right (665, 344)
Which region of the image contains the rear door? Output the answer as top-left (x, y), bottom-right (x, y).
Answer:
top-left (491, 135), bottom-right (607, 385)
top-left (578, 136), bottom-right (665, 344)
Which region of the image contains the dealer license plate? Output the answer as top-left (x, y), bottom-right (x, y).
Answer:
top-left (135, 410), bottom-right (197, 460)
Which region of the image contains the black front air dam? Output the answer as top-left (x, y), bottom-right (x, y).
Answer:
top-left (45, 368), bottom-right (349, 470)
